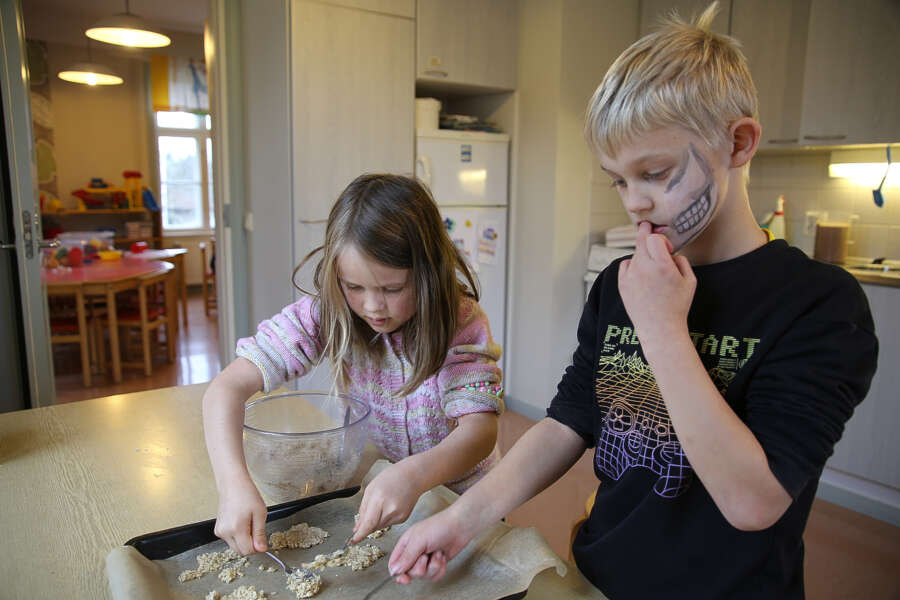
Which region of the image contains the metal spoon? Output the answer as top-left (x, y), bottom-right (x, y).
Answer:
top-left (264, 550), bottom-right (317, 580)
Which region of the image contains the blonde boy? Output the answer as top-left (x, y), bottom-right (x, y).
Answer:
top-left (387, 3), bottom-right (878, 598)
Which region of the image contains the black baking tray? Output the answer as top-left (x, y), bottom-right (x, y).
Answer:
top-left (125, 486), bottom-right (360, 560)
top-left (124, 484), bottom-right (527, 599)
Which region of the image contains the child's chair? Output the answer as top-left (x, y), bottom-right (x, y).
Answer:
top-left (569, 489), bottom-right (597, 562)
top-left (199, 239), bottom-right (217, 316)
top-left (105, 263), bottom-right (177, 376)
top-left (47, 285), bottom-right (91, 386)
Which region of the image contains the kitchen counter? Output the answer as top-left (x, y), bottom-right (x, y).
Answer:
top-left (0, 384), bottom-right (606, 599)
top-left (844, 267), bottom-right (900, 288)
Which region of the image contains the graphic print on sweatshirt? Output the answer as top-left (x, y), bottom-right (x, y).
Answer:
top-left (595, 323), bottom-right (760, 498)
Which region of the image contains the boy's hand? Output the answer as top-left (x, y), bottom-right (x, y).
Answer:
top-left (618, 221), bottom-right (696, 350)
top-left (213, 477), bottom-right (268, 555)
top-left (388, 507), bottom-right (473, 584)
top-left (352, 461), bottom-right (424, 543)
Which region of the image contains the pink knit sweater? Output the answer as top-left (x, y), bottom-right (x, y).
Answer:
top-left (236, 294), bottom-right (504, 492)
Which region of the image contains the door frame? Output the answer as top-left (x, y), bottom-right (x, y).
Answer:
top-left (0, 0), bottom-right (54, 407)
top-left (206, 0), bottom-right (249, 363)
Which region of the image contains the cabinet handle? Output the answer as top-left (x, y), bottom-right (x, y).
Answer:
top-left (423, 69), bottom-right (448, 78)
top-left (767, 138), bottom-right (799, 144)
top-left (299, 218), bottom-right (328, 225)
top-left (803, 134), bottom-right (847, 141)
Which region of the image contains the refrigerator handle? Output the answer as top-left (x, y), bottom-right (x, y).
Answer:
top-left (415, 154), bottom-right (432, 189)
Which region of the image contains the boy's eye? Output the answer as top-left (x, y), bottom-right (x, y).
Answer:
top-left (609, 178), bottom-right (626, 188)
top-left (383, 287), bottom-right (404, 294)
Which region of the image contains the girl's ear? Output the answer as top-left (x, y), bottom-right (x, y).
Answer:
top-left (729, 117), bottom-right (761, 169)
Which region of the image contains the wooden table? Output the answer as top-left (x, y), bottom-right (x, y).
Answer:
top-left (42, 259), bottom-right (172, 383)
top-left (0, 385), bottom-right (607, 599)
top-left (124, 248), bottom-right (189, 329)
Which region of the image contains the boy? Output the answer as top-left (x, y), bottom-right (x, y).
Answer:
top-left (386, 3), bottom-right (878, 598)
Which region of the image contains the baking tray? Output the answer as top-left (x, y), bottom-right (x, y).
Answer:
top-left (123, 486), bottom-right (526, 599)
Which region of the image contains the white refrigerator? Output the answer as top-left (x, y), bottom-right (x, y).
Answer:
top-left (415, 130), bottom-right (510, 374)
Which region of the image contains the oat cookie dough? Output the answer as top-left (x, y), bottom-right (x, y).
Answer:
top-left (353, 513), bottom-right (391, 539)
top-left (178, 549), bottom-right (245, 582)
top-left (268, 523), bottom-right (330, 550)
top-left (218, 565), bottom-right (244, 584)
top-left (302, 543), bottom-right (385, 572)
top-left (223, 585), bottom-right (269, 600)
top-left (285, 570), bottom-right (323, 599)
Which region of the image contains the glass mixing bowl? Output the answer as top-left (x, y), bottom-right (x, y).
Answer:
top-left (243, 391), bottom-right (370, 504)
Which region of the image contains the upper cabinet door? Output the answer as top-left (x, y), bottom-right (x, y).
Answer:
top-left (731, 0), bottom-right (811, 149)
top-left (416, 0), bottom-right (517, 91)
top-left (798, 0), bottom-right (900, 145)
top-left (639, 0), bottom-right (730, 37)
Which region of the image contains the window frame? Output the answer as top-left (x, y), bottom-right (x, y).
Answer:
top-left (154, 112), bottom-right (214, 236)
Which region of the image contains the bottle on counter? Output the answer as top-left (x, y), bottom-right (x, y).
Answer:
top-left (761, 195), bottom-right (786, 239)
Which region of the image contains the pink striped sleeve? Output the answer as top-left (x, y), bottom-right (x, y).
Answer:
top-left (438, 296), bottom-right (504, 419)
top-left (235, 295), bottom-right (323, 392)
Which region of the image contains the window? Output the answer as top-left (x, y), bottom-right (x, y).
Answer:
top-left (155, 111), bottom-right (214, 232)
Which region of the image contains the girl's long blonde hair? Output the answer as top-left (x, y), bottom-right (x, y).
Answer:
top-left (294, 174), bottom-right (479, 396)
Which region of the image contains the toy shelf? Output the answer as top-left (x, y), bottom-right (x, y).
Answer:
top-left (42, 208), bottom-right (149, 216)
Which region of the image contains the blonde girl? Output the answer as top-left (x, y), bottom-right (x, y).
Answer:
top-left (202, 174), bottom-right (504, 556)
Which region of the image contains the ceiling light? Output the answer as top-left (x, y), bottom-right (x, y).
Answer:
top-left (85, 1), bottom-right (171, 48)
top-left (57, 62), bottom-right (123, 86)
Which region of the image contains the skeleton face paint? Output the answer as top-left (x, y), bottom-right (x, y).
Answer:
top-left (662, 143), bottom-right (718, 251)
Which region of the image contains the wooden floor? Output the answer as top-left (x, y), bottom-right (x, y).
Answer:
top-left (52, 292), bottom-right (221, 405)
top-left (52, 297), bottom-right (900, 597)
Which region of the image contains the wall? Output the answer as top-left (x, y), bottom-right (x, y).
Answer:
top-left (747, 151), bottom-right (900, 260)
top-left (503, 0), bottom-right (638, 419)
top-left (45, 42), bottom-right (151, 208)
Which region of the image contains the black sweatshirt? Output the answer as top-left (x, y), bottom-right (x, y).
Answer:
top-left (548, 240), bottom-right (878, 599)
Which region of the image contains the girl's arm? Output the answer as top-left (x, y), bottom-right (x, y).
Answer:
top-left (352, 411), bottom-right (497, 542)
top-left (202, 357), bottom-right (267, 554)
top-left (388, 418), bottom-right (587, 583)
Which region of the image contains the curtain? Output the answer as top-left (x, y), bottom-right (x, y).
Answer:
top-left (150, 55), bottom-right (209, 113)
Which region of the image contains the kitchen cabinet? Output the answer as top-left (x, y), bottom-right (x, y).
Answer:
top-left (639, 0), bottom-right (730, 37)
top-left (825, 282), bottom-right (900, 490)
top-left (416, 0), bottom-right (517, 91)
top-left (732, 0), bottom-right (900, 149)
top-left (314, 0), bottom-right (413, 18)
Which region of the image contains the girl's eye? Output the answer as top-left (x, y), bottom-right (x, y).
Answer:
top-left (344, 284), bottom-right (361, 291)
top-left (644, 169), bottom-right (669, 181)
top-left (609, 179), bottom-right (626, 188)
top-left (383, 287), bottom-right (404, 294)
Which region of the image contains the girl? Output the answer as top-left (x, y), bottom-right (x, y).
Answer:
top-left (202, 174), bottom-right (504, 557)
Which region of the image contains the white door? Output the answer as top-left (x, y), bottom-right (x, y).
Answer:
top-left (0, 0), bottom-right (54, 409)
top-left (290, 0), bottom-right (415, 391)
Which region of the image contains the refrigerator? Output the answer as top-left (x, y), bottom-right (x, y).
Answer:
top-left (415, 130), bottom-right (510, 374)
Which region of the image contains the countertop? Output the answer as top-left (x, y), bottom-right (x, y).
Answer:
top-left (0, 384), bottom-right (606, 599)
top-left (844, 266), bottom-right (900, 288)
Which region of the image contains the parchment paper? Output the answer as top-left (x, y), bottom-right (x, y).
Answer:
top-left (107, 460), bottom-right (567, 600)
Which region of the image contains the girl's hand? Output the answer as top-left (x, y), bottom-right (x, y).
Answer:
top-left (213, 476), bottom-right (268, 556)
top-left (352, 461), bottom-right (424, 543)
top-left (618, 221), bottom-right (696, 352)
top-left (388, 506), bottom-right (473, 584)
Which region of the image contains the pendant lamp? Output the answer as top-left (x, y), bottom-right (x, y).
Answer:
top-left (57, 39), bottom-right (123, 86)
top-left (85, 0), bottom-right (171, 48)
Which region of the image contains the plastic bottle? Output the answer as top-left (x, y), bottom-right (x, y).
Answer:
top-left (765, 195), bottom-right (786, 239)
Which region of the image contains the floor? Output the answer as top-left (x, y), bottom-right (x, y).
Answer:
top-left (498, 410), bottom-right (900, 599)
top-left (52, 292), bottom-right (220, 404)
top-left (51, 299), bottom-right (900, 597)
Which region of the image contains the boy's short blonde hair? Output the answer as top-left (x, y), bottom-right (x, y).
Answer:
top-left (585, 1), bottom-right (758, 157)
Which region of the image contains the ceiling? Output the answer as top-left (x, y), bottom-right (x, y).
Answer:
top-left (22, 0), bottom-right (208, 48)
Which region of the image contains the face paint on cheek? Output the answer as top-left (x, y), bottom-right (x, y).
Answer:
top-left (663, 143), bottom-right (719, 250)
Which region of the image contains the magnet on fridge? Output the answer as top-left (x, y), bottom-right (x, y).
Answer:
top-left (461, 144), bottom-right (472, 163)
top-left (465, 219), bottom-right (472, 227)
top-left (444, 217), bottom-right (455, 232)
top-left (482, 227), bottom-right (498, 240)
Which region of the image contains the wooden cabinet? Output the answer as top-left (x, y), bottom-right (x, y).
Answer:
top-left (639, 0), bottom-right (730, 37)
top-left (289, 0), bottom-right (414, 264)
top-left (313, 0), bottom-right (413, 18)
top-left (416, 0), bottom-right (517, 91)
top-left (733, 0), bottom-right (900, 149)
top-left (826, 282), bottom-right (899, 490)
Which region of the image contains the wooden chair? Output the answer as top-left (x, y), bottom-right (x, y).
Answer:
top-left (104, 263), bottom-right (177, 376)
top-left (199, 239), bottom-right (216, 316)
top-left (47, 285), bottom-right (91, 386)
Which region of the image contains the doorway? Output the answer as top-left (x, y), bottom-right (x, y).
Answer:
top-left (16, 0), bottom-right (224, 405)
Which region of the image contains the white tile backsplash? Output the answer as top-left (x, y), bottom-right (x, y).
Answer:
top-left (748, 151), bottom-right (899, 261)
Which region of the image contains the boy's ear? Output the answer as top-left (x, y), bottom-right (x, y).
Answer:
top-left (728, 117), bottom-right (761, 168)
